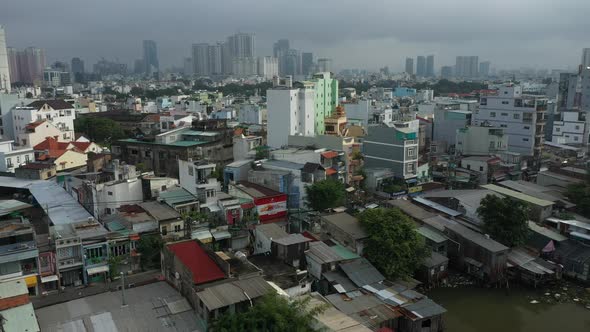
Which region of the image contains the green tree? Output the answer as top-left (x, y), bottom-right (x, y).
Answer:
top-left (305, 179), bottom-right (346, 211)
top-left (565, 168), bottom-right (590, 218)
top-left (359, 208), bottom-right (430, 280)
top-left (136, 235), bottom-right (164, 270)
top-left (211, 292), bottom-right (325, 332)
top-left (74, 117), bottom-right (126, 145)
top-left (477, 194), bottom-right (529, 247)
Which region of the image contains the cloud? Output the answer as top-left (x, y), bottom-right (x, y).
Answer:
top-left (1, 0), bottom-right (588, 71)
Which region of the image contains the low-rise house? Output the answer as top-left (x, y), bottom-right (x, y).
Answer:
top-left (417, 251), bottom-right (449, 288)
top-left (249, 255), bottom-right (312, 297)
top-left (14, 162), bottom-right (56, 180)
top-left (506, 248), bottom-right (560, 287)
top-left (253, 223), bottom-right (288, 255)
top-left (271, 233), bottom-right (312, 268)
top-left (178, 159), bottom-right (221, 211)
top-left (305, 241), bottom-right (347, 280)
top-left (105, 204), bottom-right (159, 234)
top-left (229, 181), bottom-right (288, 224)
top-left (141, 175), bottom-right (180, 199)
top-left (553, 240), bottom-right (590, 283)
top-left (321, 213), bottom-right (368, 255)
top-left (0, 218), bottom-right (39, 295)
top-left (12, 99), bottom-right (76, 144)
top-left (159, 187), bottom-right (200, 214)
top-left (140, 201), bottom-right (184, 240)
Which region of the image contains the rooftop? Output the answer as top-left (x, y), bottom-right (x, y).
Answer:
top-left (416, 226), bottom-right (448, 244)
top-left (167, 240), bottom-right (225, 284)
top-left (234, 181), bottom-right (284, 198)
top-left (445, 222), bottom-right (509, 253)
top-left (340, 258), bottom-right (385, 287)
top-left (322, 213), bottom-right (368, 240)
top-left (306, 241), bottom-right (343, 264)
top-left (27, 99), bottom-right (73, 110)
top-left (35, 282), bottom-right (200, 332)
top-left (158, 187), bottom-right (198, 206)
top-left (117, 138), bottom-right (207, 147)
top-left (481, 184), bottom-right (554, 207)
top-left (387, 199), bottom-right (436, 221)
top-left (273, 233), bottom-right (312, 246)
top-left (0, 199), bottom-right (33, 216)
top-left (139, 201), bottom-right (181, 221)
top-left (255, 223), bottom-right (289, 240)
top-left (0, 303), bottom-right (39, 332)
top-left (196, 276), bottom-right (273, 311)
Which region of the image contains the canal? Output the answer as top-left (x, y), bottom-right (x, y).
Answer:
top-left (428, 286), bottom-right (590, 332)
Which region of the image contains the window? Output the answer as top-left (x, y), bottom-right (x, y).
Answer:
top-left (502, 101), bottom-right (509, 105)
top-left (513, 114), bottom-right (520, 119)
top-left (162, 226), bottom-right (168, 235)
top-left (466, 164), bottom-right (471, 170)
top-left (108, 191), bottom-right (113, 196)
top-left (523, 138), bottom-right (529, 142)
top-left (16, 156), bottom-right (20, 163)
top-left (406, 147), bottom-right (416, 158)
top-left (63, 133), bottom-right (67, 139)
top-left (6, 158), bottom-right (12, 167)
top-left (500, 124), bottom-right (507, 128)
top-left (25, 155), bottom-right (30, 162)
top-left (490, 112), bottom-right (496, 118)
top-left (479, 166), bottom-right (484, 171)
top-left (501, 113), bottom-right (508, 116)
top-left (188, 166), bottom-right (194, 176)
top-left (556, 127), bottom-right (560, 132)
top-left (575, 125), bottom-right (580, 130)
top-left (574, 136), bottom-right (579, 141)
top-left (480, 98), bottom-right (487, 106)
top-left (174, 225), bottom-right (181, 232)
top-left (145, 150), bottom-right (151, 157)
top-left (524, 126), bottom-right (530, 130)
top-left (131, 149), bottom-right (138, 155)
top-left (406, 163), bottom-right (415, 174)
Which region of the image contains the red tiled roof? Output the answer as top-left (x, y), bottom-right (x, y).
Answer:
top-left (325, 168), bottom-right (338, 176)
top-left (168, 240), bottom-right (225, 285)
top-left (321, 151), bottom-right (339, 159)
top-left (18, 162), bottom-right (54, 170)
top-left (71, 142), bottom-right (92, 151)
top-left (34, 137), bottom-right (70, 151)
top-left (25, 120), bottom-right (47, 130)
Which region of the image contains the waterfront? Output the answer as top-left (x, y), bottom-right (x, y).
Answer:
top-left (428, 286), bottom-right (590, 332)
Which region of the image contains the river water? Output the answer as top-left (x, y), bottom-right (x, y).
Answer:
top-left (428, 287), bottom-right (590, 332)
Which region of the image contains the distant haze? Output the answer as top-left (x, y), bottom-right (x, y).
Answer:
top-left (2, 0), bottom-right (588, 71)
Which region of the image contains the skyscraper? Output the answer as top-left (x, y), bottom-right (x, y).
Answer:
top-left (7, 47), bottom-right (45, 85)
top-left (0, 25), bottom-right (11, 92)
top-left (405, 58), bottom-right (414, 75)
top-left (455, 56), bottom-right (478, 78)
top-left (273, 39), bottom-right (290, 58)
top-left (440, 66), bottom-right (453, 79)
top-left (208, 43), bottom-right (223, 75)
top-left (142, 40), bottom-right (159, 76)
top-left (192, 43), bottom-right (210, 76)
top-left (227, 33), bottom-right (255, 58)
top-left (284, 49), bottom-right (301, 76)
top-left (416, 56), bottom-right (426, 77)
top-left (7, 47), bottom-right (18, 83)
top-left (426, 55), bottom-right (435, 77)
top-left (71, 57), bottom-right (84, 74)
top-left (301, 52), bottom-right (313, 76)
top-left (479, 61), bottom-right (491, 77)
top-left (317, 58), bottom-right (332, 73)
top-left (582, 48), bottom-right (590, 68)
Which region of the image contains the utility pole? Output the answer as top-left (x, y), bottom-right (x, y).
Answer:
top-left (120, 272), bottom-right (127, 307)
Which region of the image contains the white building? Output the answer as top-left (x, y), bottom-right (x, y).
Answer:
top-left (238, 103), bottom-right (266, 124)
top-left (342, 99), bottom-right (370, 130)
top-left (455, 126), bottom-right (508, 156)
top-left (0, 139), bottom-right (33, 172)
top-left (92, 161), bottom-right (143, 217)
top-left (552, 110), bottom-right (586, 145)
top-left (473, 84), bottom-right (547, 157)
top-left (257, 56), bottom-right (279, 80)
top-left (178, 159), bottom-right (221, 211)
top-left (160, 114), bottom-right (194, 132)
top-left (267, 80), bottom-right (315, 148)
top-left (11, 100), bottom-right (76, 144)
top-left (16, 120), bottom-right (64, 147)
top-left (232, 57), bottom-right (258, 78)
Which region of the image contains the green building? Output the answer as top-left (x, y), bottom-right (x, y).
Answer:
top-left (311, 72), bottom-right (339, 135)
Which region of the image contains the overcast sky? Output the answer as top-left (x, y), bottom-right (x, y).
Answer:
top-left (2, 0), bottom-right (588, 72)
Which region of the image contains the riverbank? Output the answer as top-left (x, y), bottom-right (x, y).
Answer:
top-left (427, 281), bottom-right (590, 332)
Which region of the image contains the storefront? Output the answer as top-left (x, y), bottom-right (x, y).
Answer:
top-left (86, 265), bottom-right (109, 283)
top-left (40, 274), bottom-right (59, 293)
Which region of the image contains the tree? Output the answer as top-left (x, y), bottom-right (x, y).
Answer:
top-left (136, 235), bottom-right (164, 270)
top-left (305, 179), bottom-right (346, 211)
top-left (211, 292), bottom-right (325, 332)
top-left (359, 208), bottom-right (430, 280)
top-left (477, 194), bottom-right (529, 247)
top-left (74, 116), bottom-right (126, 145)
top-left (565, 168), bottom-right (590, 218)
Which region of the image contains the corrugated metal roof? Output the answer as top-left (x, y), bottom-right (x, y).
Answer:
top-left (159, 187), bottom-right (198, 206)
top-left (306, 241), bottom-right (343, 264)
top-left (340, 258), bottom-right (385, 287)
top-left (445, 222), bottom-right (509, 253)
top-left (482, 184), bottom-right (554, 207)
top-left (273, 233), bottom-right (311, 246)
top-left (330, 243), bottom-right (361, 260)
top-left (402, 298), bottom-right (446, 319)
top-left (422, 251), bottom-right (449, 268)
top-left (139, 201), bottom-right (181, 221)
top-left (196, 276), bottom-right (273, 311)
top-left (416, 226), bottom-right (448, 243)
top-left (387, 200), bottom-right (436, 221)
top-left (527, 221), bottom-right (567, 242)
top-left (255, 223), bottom-right (288, 240)
top-left (0, 199), bottom-right (33, 216)
top-left (322, 213), bottom-right (368, 240)
top-left (324, 270), bottom-right (358, 293)
top-left (413, 196), bottom-right (462, 217)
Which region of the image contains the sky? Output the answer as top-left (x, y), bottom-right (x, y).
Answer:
top-left (2, 0), bottom-right (589, 72)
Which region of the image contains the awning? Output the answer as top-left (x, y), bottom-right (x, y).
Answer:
top-left (25, 275), bottom-right (37, 287)
top-left (326, 168), bottom-right (338, 176)
top-left (464, 257), bottom-right (483, 268)
top-left (41, 275), bottom-right (59, 283)
top-left (321, 151), bottom-right (338, 159)
top-left (212, 230), bottom-right (231, 241)
top-left (86, 265), bottom-right (109, 275)
top-left (192, 229), bottom-right (213, 243)
top-left (406, 178), bottom-right (418, 184)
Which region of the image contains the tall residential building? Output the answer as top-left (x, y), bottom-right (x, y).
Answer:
top-left (455, 56), bottom-right (478, 78)
top-left (183, 57), bottom-right (193, 76)
top-left (208, 43), bottom-right (223, 75)
top-left (473, 84), bottom-right (547, 158)
top-left (312, 72), bottom-right (338, 135)
top-left (267, 78), bottom-right (315, 148)
top-left (283, 49), bottom-right (301, 76)
top-left (71, 57), bottom-right (84, 83)
top-left (273, 39), bottom-right (290, 75)
top-left (582, 48), bottom-right (590, 68)
top-left (317, 58), bottom-right (333, 73)
top-left (405, 58), bottom-right (414, 75)
top-left (0, 25), bottom-right (11, 92)
top-left (301, 52), bottom-right (313, 76)
top-left (257, 56), bottom-right (278, 80)
top-left (142, 40), bottom-right (159, 76)
top-left (227, 33), bottom-right (255, 58)
top-left (192, 43), bottom-right (210, 76)
top-left (426, 55), bottom-right (435, 77)
top-left (479, 61), bottom-right (491, 77)
top-left (440, 66), bottom-right (453, 79)
top-left (232, 57), bottom-right (257, 78)
top-left (8, 47), bottom-right (46, 84)
top-left (364, 121), bottom-right (419, 179)
top-left (416, 56), bottom-right (426, 77)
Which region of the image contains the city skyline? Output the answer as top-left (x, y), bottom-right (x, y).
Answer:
top-left (1, 0), bottom-right (588, 72)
